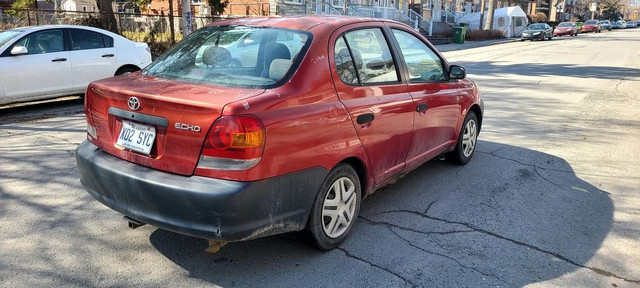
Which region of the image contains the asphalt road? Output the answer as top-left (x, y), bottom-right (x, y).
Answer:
top-left (1, 29), bottom-right (639, 287)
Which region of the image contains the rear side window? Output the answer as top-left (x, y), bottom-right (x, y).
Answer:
top-left (103, 35), bottom-right (113, 47)
top-left (334, 36), bottom-right (360, 85)
top-left (334, 28), bottom-right (400, 85)
top-left (70, 29), bottom-right (106, 50)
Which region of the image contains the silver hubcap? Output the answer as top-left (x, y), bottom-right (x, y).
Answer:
top-left (322, 177), bottom-right (357, 239)
top-left (462, 119), bottom-right (477, 158)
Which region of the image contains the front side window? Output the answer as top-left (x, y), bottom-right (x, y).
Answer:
top-left (12, 29), bottom-right (64, 55)
top-left (70, 29), bottom-right (106, 50)
top-left (144, 26), bottom-right (312, 88)
top-left (336, 28), bottom-right (400, 84)
top-left (392, 29), bottom-right (446, 82)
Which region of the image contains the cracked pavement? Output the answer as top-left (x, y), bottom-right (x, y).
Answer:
top-left (0, 30), bottom-right (639, 287)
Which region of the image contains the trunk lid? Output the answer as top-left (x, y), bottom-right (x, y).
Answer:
top-left (85, 73), bottom-right (265, 176)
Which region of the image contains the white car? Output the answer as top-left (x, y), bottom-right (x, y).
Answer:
top-left (0, 25), bottom-right (152, 105)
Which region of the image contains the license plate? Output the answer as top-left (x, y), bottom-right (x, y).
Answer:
top-left (116, 120), bottom-right (156, 155)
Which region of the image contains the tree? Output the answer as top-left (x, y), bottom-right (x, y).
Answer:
top-left (484, 0), bottom-right (496, 30)
top-left (208, 0), bottom-right (228, 16)
top-left (96, 0), bottom-right (119, 34)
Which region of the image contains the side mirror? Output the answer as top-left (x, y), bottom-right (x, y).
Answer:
top-left (11, 46), bottom-right (28, 55)
top-left (449, 65), bottom-right (466, 80)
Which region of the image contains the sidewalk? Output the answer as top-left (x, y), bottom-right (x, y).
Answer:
top-left (434, 38), bottom-right (520, 52)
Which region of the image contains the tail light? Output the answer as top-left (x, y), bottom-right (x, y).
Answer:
top-left (197, 115), bottom-right (265, 171)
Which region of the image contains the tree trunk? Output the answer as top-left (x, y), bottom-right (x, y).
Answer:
top-left (169, 0), bottom-right (176, 44)
top-left (484, 0), bottom-right (495, 30)
top-left (96, 0), bottom-right (119, 34)
top-left (479, 0), bottom-right (486, 30)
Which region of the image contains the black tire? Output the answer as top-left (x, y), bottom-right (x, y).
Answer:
top-left (304, 164), bottom-right (361, 250)
top-left (540, 34), bottom-right (545, 41)
top-left (228, 58), bottom-right (242, 67)
top-left (446, 111), bottom-right (479, 165)
top-left (115, 66), bottom-right (140, 76)
top-left (548, 34), bottom-right (552, 40)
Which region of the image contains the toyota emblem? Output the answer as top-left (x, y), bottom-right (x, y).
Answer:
top-left (127, 97), bottom-right (141, 111)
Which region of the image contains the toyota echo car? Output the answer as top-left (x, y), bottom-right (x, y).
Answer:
top-left (76, 16), bottom-right (483, 250)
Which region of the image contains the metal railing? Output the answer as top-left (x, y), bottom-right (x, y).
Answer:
top-left (305, 1), bottom-right (344, 15)
top-left (407, 9), bottom-right (432, 36)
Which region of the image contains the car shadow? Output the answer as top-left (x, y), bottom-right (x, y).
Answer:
top-left (149, 140), bottom-right (614, 287)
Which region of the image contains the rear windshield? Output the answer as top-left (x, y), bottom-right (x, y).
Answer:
top-left (558, 23), bottom-right (573, 27)
top-left (143, 26), bottom-right (312, 89)
top-left (585, 20), bottom-right (597, 24)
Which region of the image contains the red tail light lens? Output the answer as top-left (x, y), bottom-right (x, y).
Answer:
top-left (198, 115), bottom-right (265, 170)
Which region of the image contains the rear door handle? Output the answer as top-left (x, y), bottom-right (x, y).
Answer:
top-left (51, 58), bottom-right (67, 62)
top-left (416, 103), bottom-right (428, 112)
top-left (356, 113), bottom-right (374, 125)
top-left (102, 54), bottom-right (115, 58)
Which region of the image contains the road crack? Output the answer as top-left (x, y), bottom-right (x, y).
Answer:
top-left (370, 208), bottom-right (640, 285)
top-left (337, 247), bottom-right (417, 287)
top-left (386, 225), bottom-right (511, 286)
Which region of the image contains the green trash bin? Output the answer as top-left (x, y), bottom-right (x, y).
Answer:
top-left (453, 26), bottom-right (465, 44)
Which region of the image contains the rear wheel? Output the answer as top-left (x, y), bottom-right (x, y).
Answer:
top-left (115, 66), bottom-right (140, 76)
top-left (304, 164), bottom-right (361, 250)
top-left (446, 111), bottom-right (478, 165)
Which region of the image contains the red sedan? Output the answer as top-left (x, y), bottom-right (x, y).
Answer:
top-left (581, 20), bottom-right (602, 33)
top-left (554, 22), bottom-right (578, 36)
top-left (76, 16), bottom-right (483, 250)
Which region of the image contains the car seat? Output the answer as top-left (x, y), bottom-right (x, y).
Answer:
top-left (261, 43), bottom-right (290, 78)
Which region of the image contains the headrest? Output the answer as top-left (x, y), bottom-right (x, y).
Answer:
top-left (335, 48), bottom-right (363, 70)
top-left (202, 46), bottom-right (231, 67)
top-left (268, 59), bottom-right (293, 81)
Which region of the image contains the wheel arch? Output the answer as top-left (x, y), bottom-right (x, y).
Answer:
top-left (337, 157), bottom-right (369, 199)
top-left (468, 103), bottom-right (483, 132)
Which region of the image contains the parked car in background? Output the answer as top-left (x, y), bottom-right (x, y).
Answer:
top-left (0, 25), bottom-right (152, 105)
top-left (521, 23), bottom-right (554, 41)
top-left (554, 22), bottom-right (578, 36)
top-left (612, 21), bottom-right (627, 29)
top-left (599, 20), bottom-right (612, 31)
top-left (581, 20), bottom-right (602, 33)
top-left (626, 20), bottom-right (638, 28)
top-left (76, 16), bottom-right (483, 251)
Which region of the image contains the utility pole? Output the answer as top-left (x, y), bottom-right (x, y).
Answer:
top-left (479, 0), bottom-right (486, 30)
top-left (182, 0), bottom-right (192, 37)
top-left (484, 0), bottom-right (495, 30)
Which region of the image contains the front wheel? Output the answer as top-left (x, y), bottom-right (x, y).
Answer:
top-left (446, 112), bottom-right (479, 165)
top-left (304, 164), bottom-right (362, 250)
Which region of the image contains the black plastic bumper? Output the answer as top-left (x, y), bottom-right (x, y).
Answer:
top-left (76, 141), bottom-right (328, 241)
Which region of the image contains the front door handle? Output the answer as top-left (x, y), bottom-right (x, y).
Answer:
top-left (51, 58), bottom-right (67, 62)
top-left (416, 103), bottom-right (428, 112)
top-left (356, 113), bottom-right (374, 125)
top-left (101, 54), bottom-right (115, 58)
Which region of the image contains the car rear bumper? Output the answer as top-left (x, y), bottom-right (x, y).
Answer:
top-left (76, 140), bottom-right (328, 241)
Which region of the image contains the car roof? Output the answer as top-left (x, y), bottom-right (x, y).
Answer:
top-left (11, 25), bottom-right (119, 37)
top-left (208, 15), bottom-right (395, 31)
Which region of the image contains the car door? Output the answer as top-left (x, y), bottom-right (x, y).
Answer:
top-left (330, 24), bottom-right (414, 185)
top-left (0, 29), bottom-right (72, 101)
top-left (67, 28), bottom-right (117, 92)
top-left (387, 26), bottom-right (462, 168)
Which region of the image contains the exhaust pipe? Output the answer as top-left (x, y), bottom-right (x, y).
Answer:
top-left (124, 216), bottom-right (146, 229)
